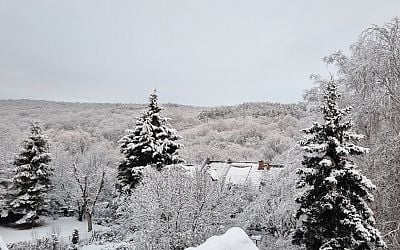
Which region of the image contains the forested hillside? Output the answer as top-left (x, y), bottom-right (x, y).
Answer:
top-left (0, 99), bottom-right (308, 165)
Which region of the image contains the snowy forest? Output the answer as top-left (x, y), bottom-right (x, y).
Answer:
top-left (0, 17), bottom-right (400, 250)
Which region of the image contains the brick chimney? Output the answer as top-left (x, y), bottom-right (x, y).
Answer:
top-left (258, 160), bottom-right (265, 170)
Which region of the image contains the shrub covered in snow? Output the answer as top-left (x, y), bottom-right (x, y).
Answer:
top-left (116, 165), bottom-right (248, 249)
top-left (7, 233), bottom-right (65, 250)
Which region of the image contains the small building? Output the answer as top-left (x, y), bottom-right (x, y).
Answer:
top-left (182, 160), bottom-right (284, 189)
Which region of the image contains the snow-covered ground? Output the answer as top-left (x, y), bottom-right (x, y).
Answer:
top-left (0, 217), bottom-right (106, 244)
top-left (186, 227), bottom-right (259, 250)
top-left (81, 242), bottom-right (130, 250)
top-left (0, 234), bottom-right (8, 250)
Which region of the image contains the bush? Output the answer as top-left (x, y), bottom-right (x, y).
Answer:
top-left (117, 166), bottom-right (249, 249)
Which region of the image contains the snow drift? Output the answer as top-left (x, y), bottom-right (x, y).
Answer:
top-left (186, 227), bottom-right (258, 250)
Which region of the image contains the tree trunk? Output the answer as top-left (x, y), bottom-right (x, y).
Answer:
top-left (78, 206), bottom-right (84, 221)
top-left (86, 212), bottom-right (92, 232)
top-left (78, 202), bottom-right (86, 222)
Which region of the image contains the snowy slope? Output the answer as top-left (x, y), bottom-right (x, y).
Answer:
top-left (186, 227), bottom-right (258, 250)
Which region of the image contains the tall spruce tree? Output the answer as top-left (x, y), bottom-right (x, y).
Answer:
top-left (293, 81), bottom-right (385, 249)
top-left (118, 90), bottom-right (184, 190)
top-left (11, 123), bottom-right (52, 225)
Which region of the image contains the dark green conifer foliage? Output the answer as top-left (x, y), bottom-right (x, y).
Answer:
top-left (118, 90), bottom-right (184, 190)
top-left (11, 122), bottom-right (52, 224)
top-left (72, 229), bottom-right (79, 244)
top-left (293, 82), bottom-right (385, 250)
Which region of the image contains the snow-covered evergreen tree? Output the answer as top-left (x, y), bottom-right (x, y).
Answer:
top-left (118, 90), bottom-right (184, 190)
top-left (68, 228), bottom-right (79, 250)
top-left (71, 228), bottom-right (79, 244)
top-left (11, 123), bottom-right (52, 225)
top-left (293, 81), bottom-right (385, 250)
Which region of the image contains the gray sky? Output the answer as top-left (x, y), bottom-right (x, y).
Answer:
top-left (0, 0), bottom-right (399, 106)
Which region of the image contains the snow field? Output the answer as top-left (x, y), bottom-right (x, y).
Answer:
top-left (0, 217), bottom-right (106, 244)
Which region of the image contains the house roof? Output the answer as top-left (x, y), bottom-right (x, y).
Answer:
top-left (209, 161), bottom-right (282, 187)
top-left (181, 161), bottom-right (283, 188)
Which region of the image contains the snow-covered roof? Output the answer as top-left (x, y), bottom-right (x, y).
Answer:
top-left (176, 161), bottom-right (282, 188)
top-left (167, 160), bottom-right (283, 189)
top-left (207, 161), bottom-right (282, 187)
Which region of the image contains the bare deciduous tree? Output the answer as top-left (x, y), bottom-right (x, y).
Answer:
top-left (72, 149), bottom-right (108, 232)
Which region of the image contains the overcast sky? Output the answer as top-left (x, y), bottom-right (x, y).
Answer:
top-left (0, 1), bottom-right (399, 106)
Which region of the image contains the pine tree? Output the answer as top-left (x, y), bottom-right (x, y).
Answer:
top-left (118, 90), bottom-right (184, 190)
top-left (10, 123), bottom-right (52, 225)
top-left (293, 81), bottom-right (385, 250)
top-left (68, 229), bottom-right (79, 250)
top-left (51, 233), bottom-right (60, 249)
top-left (71, 228), bottom-right (79, 244)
